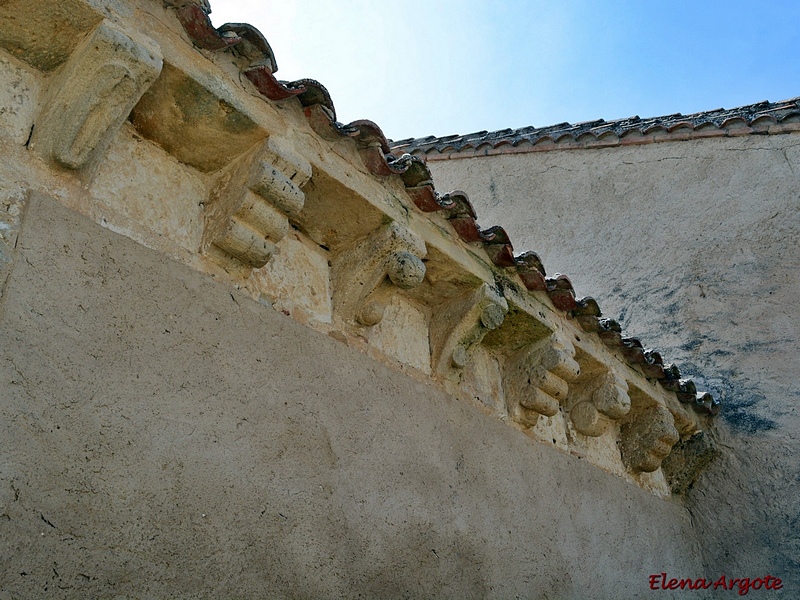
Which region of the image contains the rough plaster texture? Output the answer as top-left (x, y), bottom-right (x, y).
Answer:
top-left (427, 133), bottom-right (800, 592)
top-left (0, 195), bottom-right (708, 599)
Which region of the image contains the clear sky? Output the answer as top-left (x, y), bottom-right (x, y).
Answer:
top-left (210, 1), bottom-right (800, 142)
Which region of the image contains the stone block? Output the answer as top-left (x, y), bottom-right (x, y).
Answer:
top-left (0, 53), bottom-right (39, 145)
top-left (130, 63), bottom-right (265, 173)
top-left (204, 136), bottom-right (310, 269)
top-left (661, 431), bottom-right (719, 494)
top-left (32, 20), bottom-right (162, 169)
top-left (248, 231), bottom-right (332, 325)
top-left (505, 333), bottom-right (578, 426)
top-left (331, 222), bottom-right (426, 327)
top-left (429, 283), bottom-right (508, 379)
top-left (620, 404), bottom-right (680, 473)
top-left (0, 0), bottom-right (102, 72)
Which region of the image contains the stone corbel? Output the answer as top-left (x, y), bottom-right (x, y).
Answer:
top-left (619, 404), bottom-right (680, 473)
top-left (569, 371), bottom-right (630, 436)
top-left (331, 222), bottom-right (427, 327)
top-left (203, 136), bottom-right (311, 268)
top-left (32, 20), bottom-right (162, 170)
top-left (430, 284), bottom-right (508, 379)
top-left (505, 333), bottom-right (580, 427)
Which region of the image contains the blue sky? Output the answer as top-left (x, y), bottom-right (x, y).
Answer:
top-left (211, 1), bottom-right (800, 141)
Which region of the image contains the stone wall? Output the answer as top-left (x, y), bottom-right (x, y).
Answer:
top-left (426, 132), bottom-right (800, 593)
top-left (0, 0), bottom-right (727, 596)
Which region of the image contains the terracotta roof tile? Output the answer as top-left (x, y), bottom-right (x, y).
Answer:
top-left (390, 98), bottom-right (800, 156)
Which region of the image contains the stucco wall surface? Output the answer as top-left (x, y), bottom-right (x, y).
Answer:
top-left (427, 133), bottom-right (800, 592)
top-left (0, 195), bottom-right (707, 599)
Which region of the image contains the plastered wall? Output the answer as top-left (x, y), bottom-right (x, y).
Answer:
top-left (0, 195), bottom-right (710, 599)
top-left (427, 133), bottom-right (800, 592)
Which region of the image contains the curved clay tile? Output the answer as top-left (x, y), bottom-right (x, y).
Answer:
top-left (642, 124), bottom-right (669, 135)
top-left (346, 120), bottom-right (410, 176)
top-left (640, 350), bottom-right (665, 379)
top-left (666, 121), bottom-right (695, 133)
top-left (400, 157), bottom-right (432, 187)
top-left (218, 22), bottom-right (276, 70)
top-left (295, 79), bottom-right (337, 119)
top-left (295, 80), bottom-right (358, 140)
top-left (720, 116), bottom-right (750, 130)
top-left (750, 115), bottom-right (778, 131)
top-left (692, 122), bottom-right (722, 134)
top-left (243, 68), bottom-right (306, 100)
top-left (597, 318), bottom-right (623, 348)
top-left (216, 23), bottom-right (307, 101)
top-left (595, 131), bottom-right (619, 143)
top-left (515, 252), bottom-right (548, 291)
top-left (546, 274), bottom-right (577, 312)
top-left (574, 295), bottom-right (600, 313)
top-left (170, 1), bottom-right (241, 50)
top-left (480, 226), bottom-right (515, 267)
top-left (533, 136), bottom-right (557, 147)
top-left (778, 112), bottom-right (800, 123)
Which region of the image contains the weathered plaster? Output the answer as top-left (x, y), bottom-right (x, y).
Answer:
top-left (0, 195), bottom-right (709, 599)
top-left (427, 132), bottom-right (800, 592)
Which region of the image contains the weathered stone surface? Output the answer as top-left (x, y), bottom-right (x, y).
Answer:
top-left (0, 182), bottom-right (27, 316)
top-left (505, 333), bottom-right (579, 425)
top-left (331, 222), bottom-right (426, 327)
top-left (204, 136), bottom-right (310, 268)
top-left (89, 126), bottom-right (205, 255)
top-left (429, 283), bottom-right (508, 378)
top-left (32, 20), bottom-right (162, 169)
top-left (0, 0), bottom-right (102, 71)
top-left (365, 295), bottom-right (431, 373)
top-left (246, 230), bottom-right (332, 325)
top-left (570, 372), bottom-right (630, 437)
top-left (661, 431), bottom-right (719, 494)
top-left (0, 53), bottom-right (38, 145)
top-left (620, 404), bottom-right (680, 473)
top-left (130, 62), bottom-right (265, 172)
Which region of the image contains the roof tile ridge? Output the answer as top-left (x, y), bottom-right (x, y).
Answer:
top-left (389, 96), bottom-right (800, 155)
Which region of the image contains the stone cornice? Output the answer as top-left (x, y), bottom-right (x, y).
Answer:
top-left (0, 0), bottom-right (719, 496)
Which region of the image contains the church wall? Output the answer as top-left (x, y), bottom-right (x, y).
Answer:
top-left (427, 133), bottom-right (800, 592)
top-left (0, 194), bottom-right (707, 599)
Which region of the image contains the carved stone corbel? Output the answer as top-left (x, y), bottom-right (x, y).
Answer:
top-left (430, 284), bottom-right (508, 378)
top-left (505, 333), bottom-right (580, 426)
top-left (32, 20), bottom-right (163, 170)
top-left (203, 136), bottom-right (311, 268)
top-left (331, 222), bottom-right (427, 326)
top-left (619, 404), bottom-right (680, 473)
top-left (569, 371), bottom-right (630, 437)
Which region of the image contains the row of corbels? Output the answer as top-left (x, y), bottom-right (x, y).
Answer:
top-left (165, 0), bottom-right (719, 420)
